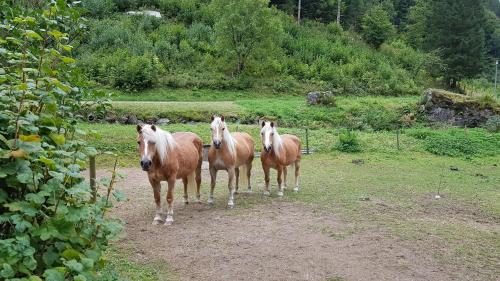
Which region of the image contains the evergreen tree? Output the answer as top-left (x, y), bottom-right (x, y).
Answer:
top-left (362, 5), bottom-right (396, 48)
top-left (425, 0), bottom-right (487, 86)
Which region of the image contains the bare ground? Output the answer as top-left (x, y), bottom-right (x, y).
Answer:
top-left (99, 166), bottom-right (472, 281)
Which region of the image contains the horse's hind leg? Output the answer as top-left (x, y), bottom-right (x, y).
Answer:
top-left (294, 160), bottom-right (301, 192)
top-left (234, 167), bottom-right (240, 194)
top-left (149, 179), bottom-right (163, 225)
top-left (182, 177), bottom-right (189, 205)
top-left (208, 166), bottom-right (217, 204)
top-left (227, 167), bottom-right (236, 208)
top-left (246, 162), bottom-right (252, 191)
top-left (195, 163), bottom-right (202, 203)
top-left (283, 166), bottom-right (288, 189)
top-left (263, 165), bottom-right (271, 196)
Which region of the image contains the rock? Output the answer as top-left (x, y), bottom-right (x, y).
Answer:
top-left (87, 113), bottom-right (95, 122)
top-left (420, 89), bottom-right (499, 127)
top-left (156, 118), bottom-right (170, 125)
top-left (307, 91), bottom-right (335, 107)
top-left (105, 113), bottom-right (117, 123)
top-left (124, 115), bottom-right (138, 125)
top-left (126, 10), bottom-right (161, 18)
top-left (352, 159), bottom-right (364, 165)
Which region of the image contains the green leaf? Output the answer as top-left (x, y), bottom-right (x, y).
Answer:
top-left (0, 134), bottom-right (11, 149)
top-left (49, 133), bottom-right (65, 146)
top-left (64, 259), bottom-right (83, 273)
top-left (25, 30), bottom-right (43, 40)
top-left (60, 56), bottom-right (75, 64)
top-left (112, 190), bottom-right (127, 202)
top-left (29, 276), bottom-right (43, 281)
top-left (20, 135), bottom-right (41, 142)
top-left (23, 255), bottom-right (37, 270)
top-left (43, 267), bottom-right (66, 281)
top-left (48, 30), bottom-right (64, 39)
top-left (75, 275), bottom-right (87, 281)
top-left (0, 263), bottom-right (14, 278)
top-left (61, 248), bottom-right (81, 260)
top-left (42, 248), bottom-right (59, 267)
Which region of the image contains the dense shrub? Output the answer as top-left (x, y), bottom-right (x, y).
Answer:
top-left (82, 0), bottom-right (116, 18)
top-left (408, 128), bottom-right (500, 157)
top-left (0, 2), bottom-right (122, 280)
top-left (362, 5), bottom-right (396, 48)
top-left (335, 130), bottom-right (362, 152)
top-left (484, 116), bottom-right (500, 132)
top-left (113, 53), bottom-right (161, 90)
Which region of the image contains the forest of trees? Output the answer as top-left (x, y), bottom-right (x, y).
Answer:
top-left (76, 0), bottom-right (499, 94)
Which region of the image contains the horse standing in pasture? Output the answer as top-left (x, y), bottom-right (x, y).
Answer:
top-left (260, 121), bottom-right (301, 197)
top-left (208, 115), bottom-right (255, 208)
top-left (136, 124), bottom-right (203, 225)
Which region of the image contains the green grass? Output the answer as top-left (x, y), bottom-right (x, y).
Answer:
top-left (99, 246), bottom-right (178, 281)
top-left (106, 87), bottom-right (295, 101)
top-left (106, 95), bottom-right (420, 128)
top-left (82, 122), bottom-right (500, 279)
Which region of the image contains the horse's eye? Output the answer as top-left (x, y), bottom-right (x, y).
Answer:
top-left (222, 128), bottom-right (225, 130)
top-left (137, 141), bottom-right (140, 144)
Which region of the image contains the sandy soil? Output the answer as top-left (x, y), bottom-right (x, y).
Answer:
top-left (99, 166), bottom-right (461, 281)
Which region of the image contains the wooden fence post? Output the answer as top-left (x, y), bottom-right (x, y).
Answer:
top-left (305, 128), bottom-right (309, 154)
top-left (89, 155), bottom-right (96, 202)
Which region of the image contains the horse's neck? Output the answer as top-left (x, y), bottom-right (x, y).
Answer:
top-left (272, 132), bottom-right (283, 156)
top-left (222, 129), bottom-right (237, 158)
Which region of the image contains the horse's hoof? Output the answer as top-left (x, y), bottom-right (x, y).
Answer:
top-left (207, 198), bottom-right (214, 204)
top-left (277, 191), bottom-right (284, 197)
top-left (263, 191), bottom-right (271, 196)
top-left (164, 218), bottom-right (174, 226)
top-left (293, 187), bottom-right (300, 192)
top-left (152, 219), bottom-right (162, 225)
top-left (227, 202), bottom-right (234, 208)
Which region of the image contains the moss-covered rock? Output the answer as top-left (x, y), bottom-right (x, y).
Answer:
top-left (420, 89), bottom-right (499, 127)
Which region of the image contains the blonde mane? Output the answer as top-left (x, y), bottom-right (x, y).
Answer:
top-left (141, 125), bottom-right (176, 164)
top-left (272, 127), bottom-right (283, 153)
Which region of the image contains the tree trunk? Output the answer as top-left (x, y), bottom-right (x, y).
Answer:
top-left (337, 0), bottom-right (341, 24)
top-left (297, 0), bottom-right (301, 24)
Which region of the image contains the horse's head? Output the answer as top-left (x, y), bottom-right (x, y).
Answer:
top-left (260, 121), bottom-right (275, 153)
top-left (210, 115), bottom-right (226, 149)
top-left (136, 124), bottom-right (158, 171)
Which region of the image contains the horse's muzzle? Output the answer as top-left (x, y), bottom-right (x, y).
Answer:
top-left (213, 140), bottom-right (221, 149)
top-left (141, 159), bottom-right (152, 171)
top-left (264, 146), bottom-right (272, 152)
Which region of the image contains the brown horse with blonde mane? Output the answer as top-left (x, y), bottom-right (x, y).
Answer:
top-left (208, 115), bottom-right (254, 208)
top-left (260, 121), bottom-right (301, 196)
top-left (136, 124), bottom-right (202, 225)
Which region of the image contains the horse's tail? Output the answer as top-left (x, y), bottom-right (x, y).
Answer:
top-left (187, 171), bottom-right (197, 197)
top-left (239, 164), bottom-right (249, 189)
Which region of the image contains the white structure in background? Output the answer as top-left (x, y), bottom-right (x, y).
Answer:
top-left (126, 10), bottom-right (161, 18)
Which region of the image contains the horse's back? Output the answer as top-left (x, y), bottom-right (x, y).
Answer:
top-left (233, 132), bottom-right (255, 161)
top-left (282, 134), bottom-right (301, 161)
top-left (172, 132), bottom-right (203, 160)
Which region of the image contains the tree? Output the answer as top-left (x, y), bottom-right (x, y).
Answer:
top-left (0, 1), bottom-right (121, 279)
top-left (424, 0), bottom-right (487, 87)
top-left (404, 0), bottom-right (430, 49)
top-left (212, 0), bottom-right (283, 75)
top-left (361, 5), bottom-right (396, 48)
top-left (344, 0), bottom-right (366, 30)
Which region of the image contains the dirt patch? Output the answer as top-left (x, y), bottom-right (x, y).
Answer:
top-left (99, 167), bottom-right (458, 281)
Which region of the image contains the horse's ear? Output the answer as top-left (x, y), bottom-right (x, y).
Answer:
top-left (211, 115), bottom-right (215, 121)
top-left (136, 124), bottom-right (142, 133)
top-left (151, 124), bottom-right (156, 131)
top-left (261, 121), bottom-right (265, 127)
top-left (270, 121), bottom-right (274, 128)
top-left (221, 115), bottom-right (224, 122)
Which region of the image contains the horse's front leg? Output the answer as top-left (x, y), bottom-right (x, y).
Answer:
top-left (277, 166), bottom-right (284, 197)
top-left (234, 167), bottom-right (240, 194)
top-left (149, 178), bottom-right (163, 225)
top-left (282, 166), bottom-right (288, 189)
top-left (294, 160), bottom-right (301, 192)
top-left (227, 166), bottom-right (236, 208)
top-left (263, 165), bottom-right (271, 196)
top-left (164, 178), bottom-right (176, 225)
top-left (208, 166), bottom-right (217, 204)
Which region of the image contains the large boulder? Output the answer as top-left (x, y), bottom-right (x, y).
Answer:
top-left (306, 91), bottom-right (336, 107)
top-left (420, 89), bottom-right (499, 127)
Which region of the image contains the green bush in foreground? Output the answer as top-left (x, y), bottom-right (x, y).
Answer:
top-left (335, 130), bottom-right (362, 153)
top-left (0, 2), bottom-right (122, 280)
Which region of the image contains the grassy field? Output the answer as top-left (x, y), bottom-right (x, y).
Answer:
top-left (84, 122), bottom-right (500, 279)
top-left (104, 89), bottom-right (420, 128)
